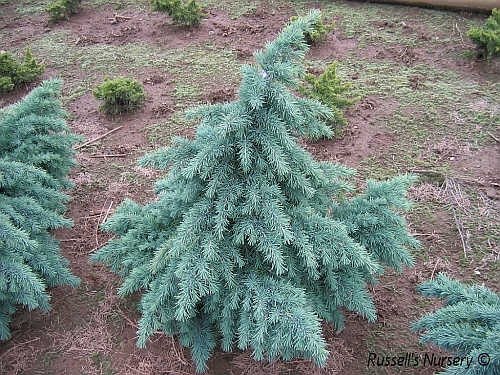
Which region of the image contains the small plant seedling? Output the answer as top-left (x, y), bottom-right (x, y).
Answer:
top-left (467, 8), bottom-right (500, 59)
top-left (151, 0), bottom-right (203, 27)
top-left (94, 77), bottom-right (146, 115)
top-left (299, 61), bottom-right (360, 135)
top-left (45, 0), bottom-right (82, 23)
top-left (0, 48), bottom-right (44, 94)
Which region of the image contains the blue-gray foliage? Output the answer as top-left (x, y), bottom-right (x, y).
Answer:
top-left (0, 79), bottom-right (81, 341)
top-left (413, 273), bottom-right (500, 375)
top-left (92, 11), bottom-right (418, 372)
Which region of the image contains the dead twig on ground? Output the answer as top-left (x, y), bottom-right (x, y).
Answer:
top-left (430, 257), bottom-right (442, 279)
top-left (109, 14), bottom-right (131, 24)
top-left (453, 23), bottom-right (464, 43)
top-left (454, 211), bottom-right (469, 258)
top-left (487, 131), bottom-right (499, 142)
top-left (89, 153), bottom-right (129, 158)
top-left (116, 307), bottom-right (139, 330)
top-left (102, 200), bottom-right (114, 225)
top-left (443, 178), bottom-right (471, 211)
top-left (95, 199), bottom-right (112, 246)
top-left (74, 126), bottom-right (123, 150)
top-left (442, 178), bottom-right (471, 258)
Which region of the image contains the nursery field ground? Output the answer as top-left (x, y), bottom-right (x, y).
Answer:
top-left (0, 0), bottom-right (499, 374)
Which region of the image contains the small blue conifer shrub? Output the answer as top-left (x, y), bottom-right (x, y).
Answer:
top-left (413, 273), bottom-right (500, 375)
top-left (91, 11), bottom-right (419, 372)
top-left (0, 79), bottom-right (82, 340)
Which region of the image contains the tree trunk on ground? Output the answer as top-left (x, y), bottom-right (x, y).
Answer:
top-left (350, 0), bottom-right (497, 13)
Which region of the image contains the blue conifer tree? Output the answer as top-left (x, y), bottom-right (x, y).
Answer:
top-left (413, 273), bottom-right (500, 375)
top-left (91, 11), bottom-right (418, 371)
top-left (0, 79), bottom-right (82, 340)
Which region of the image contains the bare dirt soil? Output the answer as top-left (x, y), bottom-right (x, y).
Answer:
top-left (0, 1), bottom-right (498, 375)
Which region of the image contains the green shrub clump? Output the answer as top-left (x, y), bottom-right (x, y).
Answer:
top-left (0, 48), bottom-right (44, 94)
top-left (45, 0), bottom-right (82, 23)
top-left (290, 14), bottom-right (335, 44)
top-left (151, 0), bottom-right (203, 27)
top-left (94, 77), bottom-right (146, 115)
top-left (467, 8), bottom-right (500, 59)
top-left (299, 61), bottom-right (360, 135)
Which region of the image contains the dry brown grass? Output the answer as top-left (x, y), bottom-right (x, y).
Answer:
top-left (408, 182), bottom-right (443, 203)
top-left (48, 285), bottom-right (118, 359)
top-left (0, 337), bottom-right (42, 375)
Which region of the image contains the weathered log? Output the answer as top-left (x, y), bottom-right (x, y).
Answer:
top-left (348, 0), bottom-right (497, 13)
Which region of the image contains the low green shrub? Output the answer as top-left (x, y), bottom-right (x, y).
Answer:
top-left (151, 0), bottom-right (203, 27)
top-left (94, 77), bottom-right (146, 115)
top-left (290, 15), bottom-right (335, 44)
top-left (0, 48), bottom-right (44, 94)
top-left (45, 0), bottom-right (82, 23)
top-left (299, 61), bottom-right (360, 135)
top-left (467, 8), bottom-right (500, 59)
